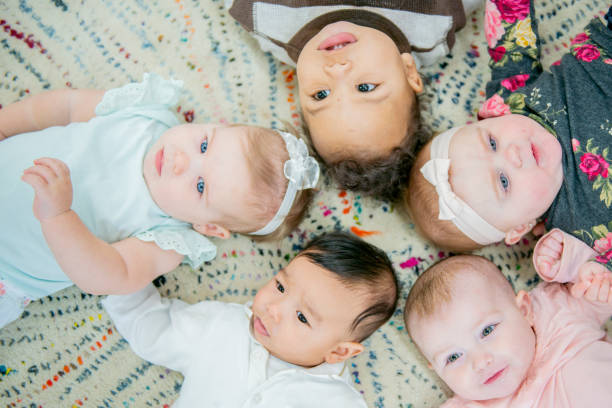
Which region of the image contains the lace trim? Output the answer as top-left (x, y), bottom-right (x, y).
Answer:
top-left (95, 72), bottom-right (184, 116)
top-left (135, 228), bottom-right (216, 268)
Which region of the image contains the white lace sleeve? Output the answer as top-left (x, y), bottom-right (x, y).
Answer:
top-left (95, 72), bottom-right (183, 116)
top-left (135, 226), bottom-right (217, 268)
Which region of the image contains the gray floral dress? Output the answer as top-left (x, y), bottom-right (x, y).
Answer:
top-left (478, 0), bottom-right (612, 269)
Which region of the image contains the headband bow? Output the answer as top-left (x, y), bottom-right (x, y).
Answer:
top-left (420, 127), bottom-right (506, 245)
top-left (250, 131), bottom-right (319, 236)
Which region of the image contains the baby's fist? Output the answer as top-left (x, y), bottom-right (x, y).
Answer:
top-left (534, 229), bottom-right (564, 280)
top-left (22, 157), bottom-right (73, 221)
top-left (570, 262), bottom-right (612, 304)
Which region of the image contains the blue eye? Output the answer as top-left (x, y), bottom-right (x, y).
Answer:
top-left (313, 89), bottom-right (330, 101)
top-left (499, 173), bottom-right (509, 191)
top-left (446, 352), bottom-right (462, 364)
top-left (357, 83), bottom-right (377, 92)
top-left (276, 280), bottom-right (285, 293)
top-left (297, 311), bottom-right (308, 324)
top-left (196, 177), bottom-right (205, 194)
top-left (482, 324), bottom-right (496, 337)
top-left (489, 136), bottom-right (497, 151)
top-left (200, 139), bottom-right (208, 154)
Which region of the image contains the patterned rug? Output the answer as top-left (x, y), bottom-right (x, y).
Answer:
top-left (1, 0), bottom-right (609, 407)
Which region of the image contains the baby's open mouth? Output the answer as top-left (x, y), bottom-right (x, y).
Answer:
top-left (317, 32), bottom-right (357, 51)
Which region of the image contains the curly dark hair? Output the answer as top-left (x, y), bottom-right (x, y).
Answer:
top-left (304, 96), bottom-right (430, 202)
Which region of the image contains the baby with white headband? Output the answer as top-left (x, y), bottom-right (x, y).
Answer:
top-left (404, 0), bottom-right (612, 272)
top-left (0, 73), bottom-right (319, 328)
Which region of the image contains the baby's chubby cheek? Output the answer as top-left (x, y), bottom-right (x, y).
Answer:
top-left (520, 174), bottom-right (558, 216)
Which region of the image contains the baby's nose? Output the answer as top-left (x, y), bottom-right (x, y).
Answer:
top-left (173, 150), bottom-right (190, 175)
top-left (266, 302), bottom-right (281, 323)
top-left (473, 351), bottom-right (493, 371)
top-left (323, 60), bottom-right (352, 77)
top-left (505, 144), bottom-right (523, 168)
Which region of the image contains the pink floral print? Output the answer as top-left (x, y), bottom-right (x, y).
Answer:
top-left (570, 33), bottom-right (589, 44)
top-left (574, 44), bottom-right (600, 62)
top-left (478, 94), bottom-right (511, 118)
top-left (501, 74), bottom-right (530, 91)
top-left (596, 250), bottom-right (612, 264)
top-left (485, 1), bottom-right (505, 48)
top-left (491, 0), bottom-right (530, 23)
top-left (489, 46), bottom-right (507, 62)
top-left (571, 138), bottom-right (580, 152)
top-left (593, 232), bottom-right (612, 254)
top-left (579, 153), bottom-right (609, 181)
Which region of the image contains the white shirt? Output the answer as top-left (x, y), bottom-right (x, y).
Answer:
top-left (102, 284), bottom-right (367, 408)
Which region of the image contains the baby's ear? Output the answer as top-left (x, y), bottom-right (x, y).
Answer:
top-left (504, 220), bottom-right (536, 245)
top-left (515, 290), bottom-right (535, 326)
top-left (324, 341), bottom-right (364, 364)
top-left (193, 223), bottom-right (230, 239)
top-left (401, 53), bottom-right (423, 94)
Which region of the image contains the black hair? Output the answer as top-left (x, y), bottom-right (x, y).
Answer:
top-left (300, 231), bottom-right (398, 342)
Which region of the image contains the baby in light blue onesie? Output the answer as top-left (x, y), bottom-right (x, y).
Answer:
top-left (0, 73), bottom-right (319, 328)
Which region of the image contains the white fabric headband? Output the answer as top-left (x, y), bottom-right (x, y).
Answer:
top-left (420, 127), bottom-right (506, 245)
top-left (250, 131), bottom-right (320, 236)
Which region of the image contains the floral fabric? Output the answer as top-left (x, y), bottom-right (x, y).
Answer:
top-left (480, 0), bottom-right (612, 270)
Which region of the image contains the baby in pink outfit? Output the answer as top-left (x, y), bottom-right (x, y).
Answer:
top-left (403, 232), bottom-right (612, 408)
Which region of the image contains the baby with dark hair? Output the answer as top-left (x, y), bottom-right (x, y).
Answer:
top-left (225, 0), bottom-right (482, 200)
top-left (103, 231), bottom-right (398, 407)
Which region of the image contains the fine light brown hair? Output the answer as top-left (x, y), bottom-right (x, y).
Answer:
top-left (403, 255), bottom-right (509, 337)
top-left (231, 124), bottom-right (314, 242)
top-left (303, 96), bottom-right (430, 202)
top-left (402, 138), bottom-right (482, 252)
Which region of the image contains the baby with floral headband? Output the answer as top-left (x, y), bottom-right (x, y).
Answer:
top-left (0, 73), bottom-right (319, 328)
top-left (404, 0), bottom-right (612, 269)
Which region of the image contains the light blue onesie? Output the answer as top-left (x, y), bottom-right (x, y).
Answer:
top-left (0, 74), bottom-right (216, 327)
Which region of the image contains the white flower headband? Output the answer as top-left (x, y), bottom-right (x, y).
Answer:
top-left (420, 127), bottom-right (506, 245)
top-left (250, 131), bottom-right (320, 236)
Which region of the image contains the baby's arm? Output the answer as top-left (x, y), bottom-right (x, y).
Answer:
top-left (0, 89), bottom-right (103, 140)
top-left (22, 158), bottom-right (183, 295)
top-left (102, 284), bottom-right (196, 372)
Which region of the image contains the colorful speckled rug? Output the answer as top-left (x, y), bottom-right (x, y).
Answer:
top-left (1, 0), bottom-right (610, 407)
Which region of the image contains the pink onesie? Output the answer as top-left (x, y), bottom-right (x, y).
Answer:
top-left (442, 231), bottom-right (612, 408)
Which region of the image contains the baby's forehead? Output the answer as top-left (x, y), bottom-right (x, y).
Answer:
top-left (413, 263), bottom-right (508, 316)
top-left (412, 273), bottom-right (504, 331)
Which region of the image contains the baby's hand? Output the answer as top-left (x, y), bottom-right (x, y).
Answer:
top-left (21, 157), bottom-right (73, 221)
top-left (534, 229), bottom-right (564, 279)
top-left (570, 262), bottom-right (612, 304)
